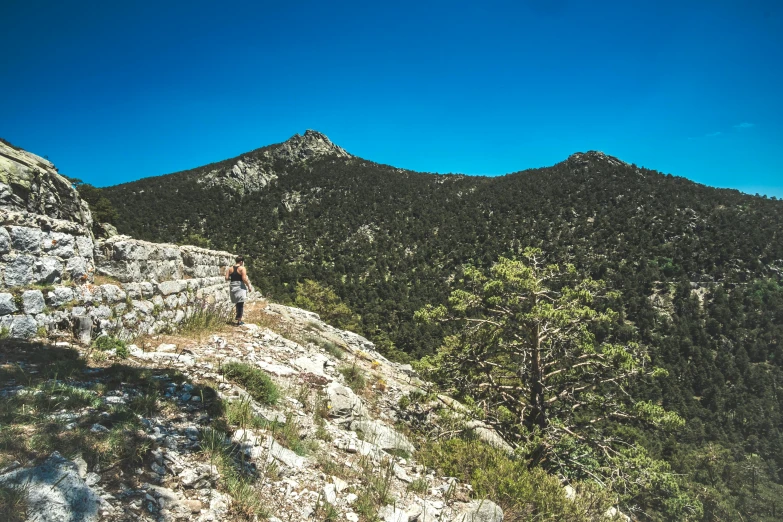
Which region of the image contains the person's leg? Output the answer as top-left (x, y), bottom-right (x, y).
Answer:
top-left (236, 301), bottom-right (244, 324)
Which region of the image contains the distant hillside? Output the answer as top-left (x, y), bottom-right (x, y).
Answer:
top-left (101, 131), bottom-right (783, 520)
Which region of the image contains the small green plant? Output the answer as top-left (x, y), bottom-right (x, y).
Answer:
top-left (269, 413), bottom-right (317, 456)
top-left (321, 340), bottom-right (344, 360)
top-left (221, 362), bottom-right (279, 405)
top-left (313, 494), bottom-right (339, 522)
top-left (338, 363), bottom-right (366, 393)
top-left (36, 326), bottom-right (48, 338)
top-left (128, 392), bottom-right (160, 417)
top-left (93, 335), bottom-right (126, 353)
top-left (225, 398), bottom-right (265, 429)
top-left (407, 477), bottom-right (429, 494)
top-left (0, 327), bottom-right (10, 340)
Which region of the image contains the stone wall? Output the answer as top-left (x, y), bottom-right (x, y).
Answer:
top-left (0, 141), bottom-right (238, 341)
top-left (94, 235), bottom-right (235, 283)
top-left (0, 208), bottom-right (95, 287)
top-left (0, 276), bottom-right (231, 340)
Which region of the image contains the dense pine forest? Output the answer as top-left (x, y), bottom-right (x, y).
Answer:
top-left (98, 138), bottom-right (783, 520)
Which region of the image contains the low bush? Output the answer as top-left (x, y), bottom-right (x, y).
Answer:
top-left (93, 336), bottom-right (128, 358)
top-left (221, 362), bottom-right (279, 405)
top-left (418, 437), bottom-right (614, 521)
top-left (338, 364), bottom-right (366, 392)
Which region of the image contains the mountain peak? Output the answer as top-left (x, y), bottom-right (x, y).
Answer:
top-left (198, 130), bottom-right (351, 195)
top-left (567, 151), bottom-right (627, 167)
top-left (278, 130), bottom-right (351, 161)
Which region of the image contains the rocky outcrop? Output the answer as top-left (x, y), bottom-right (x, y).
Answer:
top-left (0, 208), bottom-right (95, 287)
top-left (0, 452), bottom-right (104, 522)
top-left (0, 140), bottom-right (92, 228)
top-left (94, 235), bottom-right (234, 283)
top-left (199, 130), bottom-right (351, 195)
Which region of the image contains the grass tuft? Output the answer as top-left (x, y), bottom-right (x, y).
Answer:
top-left (338, 363), bottom-right (366, 393)
top-left (0, 483), bottom-right (28, 522)
top-left (180, 299), bottom-right (233, 336)
top-left (221, 362), bottom-right (279, 405)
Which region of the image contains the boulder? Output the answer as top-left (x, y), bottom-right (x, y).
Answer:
top-left (350, 419), bottom-right (415, 455)
top-left (73, 315), bottom-right (93, 344)
top-left (326, 381), bottom-right (365, 418)
top-left (65, 256), bottom-right (88, 281)
top-left (378, 505), bottom-right (409, 522)
top-left (452, 500), bottom-right (503, 522)
top-left (99, 284), bottom-right (125, 303)
top-left (43, 232), bottom-right (76, 258)
top-left (75, 236), bottom-right (94, 259)
top-left (47, 286), bottom-right (75, 307)
top-left (0, 452), bottom-right (102, 522)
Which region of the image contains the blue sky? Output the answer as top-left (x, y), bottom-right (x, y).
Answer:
top-left (2, 0), bottom-right (781, 197)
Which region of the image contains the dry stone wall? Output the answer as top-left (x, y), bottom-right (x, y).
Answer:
top-left (94, 235), bottom-right (234, 282)
top-left (0, 141), bottom-right (237, 341)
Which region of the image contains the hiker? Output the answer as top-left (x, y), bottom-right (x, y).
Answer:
top-left (225, 255), bottom-right (253, 325)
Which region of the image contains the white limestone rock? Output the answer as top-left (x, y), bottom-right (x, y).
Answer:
top-left (0, 452), bottom-right (102, 522)
top-left (47, 286), bottom-right (75, 307)
top-left (65, 256), bottom-right (88, 281)
top-left (34, 256), bottom-right (62, 283)
top-left (11, 315), bottom-right (38, 338)
top-left (452, 500), bottom-right (503, 522)
top-left (0, 227), bottom-right (11, 254)
top-left (22, 289), bottom-right (45, 314)
top-left (8, 225), bottom-right (42, 253)
top-left (0, 293), bottom-right (17, 315)
top-left (350, 419), bottom-right (415, 455)
top-left (326, 381), bottom-right (365, 419)
top-left (5, 254), bottom-right (35, 286)
top-left (99, 284), bottom-right (125, 303)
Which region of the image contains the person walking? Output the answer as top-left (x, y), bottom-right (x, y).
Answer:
top-left (226, 255), bottom-right (253, 325)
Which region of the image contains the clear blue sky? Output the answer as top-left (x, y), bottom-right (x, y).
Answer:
top-left (2, 1), bottom-right (781, 197)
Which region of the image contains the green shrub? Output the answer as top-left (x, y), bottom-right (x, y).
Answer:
top-left (93, 335), bottom-right (126, 354)
top-left (338, 364), bottom-right (366, 392)
top-left (419, 437), bottom-right (614, 521)
top-left (221, 362), bottom-right (279, 405)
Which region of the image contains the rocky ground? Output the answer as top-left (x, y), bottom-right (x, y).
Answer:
top-left (0, 299), bottom-right (505, 522)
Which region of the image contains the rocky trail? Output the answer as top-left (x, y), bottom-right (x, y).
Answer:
top-left (0, 299), bottom-right (504, 522)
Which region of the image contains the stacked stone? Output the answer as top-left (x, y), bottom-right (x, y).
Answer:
top-left (0, 276), bottom-right (231, 340)
top-left (95, 236), bottom-right (234, 283)
top-left (1, 140), bottom-right (238, 342)
top-left (0, 209), bottom-right (95, 288)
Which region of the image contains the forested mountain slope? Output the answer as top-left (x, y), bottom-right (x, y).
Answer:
top-left (101, 132), bottom-right (783, 520)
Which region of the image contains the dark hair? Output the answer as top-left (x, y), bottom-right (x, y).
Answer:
top-left (235, 256), bottom-right (244, 264)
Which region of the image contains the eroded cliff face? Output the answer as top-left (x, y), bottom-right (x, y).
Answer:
top-left (0, 140), bottom-right (93, 228)
top-left (0, 140), bottom-right (237, 341)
